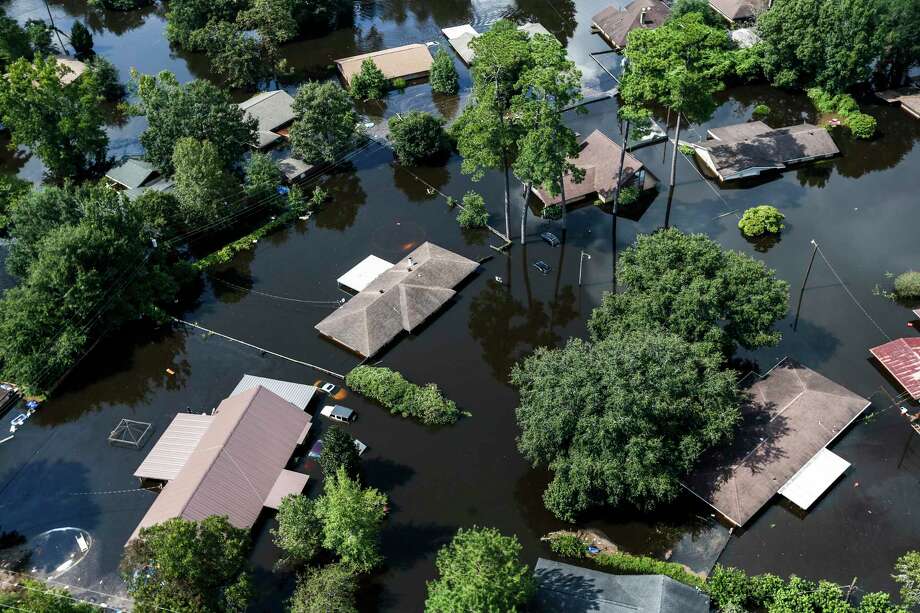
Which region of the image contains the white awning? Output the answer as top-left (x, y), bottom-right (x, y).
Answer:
top-left (230, 375), bottom-right (318, 411)
top-left (778, 448), bottom-right (851, 510)
top-left (133, 414), bottom-right (213, 481)
top-left (264, 470), bottom-right (310, 509)
top-left (337, 255), bottom-right (393, 292)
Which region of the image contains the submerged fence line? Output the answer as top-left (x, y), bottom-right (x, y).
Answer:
top-left (171, 317), bottom-right (345, 380)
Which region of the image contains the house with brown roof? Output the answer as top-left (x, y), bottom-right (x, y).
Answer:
top-left (591, 0), bottom-right (671, 50)
top-left (870, 337), bottom-right (920, 400)
top-left (532, 129), bottom-right (656, 207)
top-left (693, 121), bottom-right (839, 182)
top-left (335, 44), bottom-right (433, 86)
top-left (708, 0), bottom-right (770, 22)
top-left (682, 358), bottom-right (870, 526)
top-left (315, 242), bottom-right (478, 357)
top-left (127, 385), bottom-right (312, 543)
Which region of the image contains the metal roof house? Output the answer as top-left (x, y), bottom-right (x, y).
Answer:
top-left (693, 121), bottom-right (839, 182)
top-left (532, 558), bottom-right (710, 613)
top-left (533, 130), bottom-right (656, 206)
top-left (335, 44), bottom-right (433, 86)
top-left (682, 358), bottom-right (870, 526)
top-left (229, 374), bottom-right (318, 410)
top-left (708, 0), bottom-right (770, 22)
top-left (128, 385), bottom-right (312, 543)
top-left (106, 159), bottom-right (160, 191)
top-left (591, 0), bottom-right (671, 50)
top-left (870, 337), bottom-right (920, 400)
top-left (315, 242), bottom-right (478, 357)
top-left (239, 90), bottom-right (296, 149)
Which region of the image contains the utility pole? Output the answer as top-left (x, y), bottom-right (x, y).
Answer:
top-left (793, 239), bottom-right (819, 331)
top-left (42, 0), bottom-right (67, 56)
top-left (578, 251), bottom-right (591, 286)
top-left (664, 111), bottom-right (681, 229)
top-left (610, 119), bottom-right (631, 288)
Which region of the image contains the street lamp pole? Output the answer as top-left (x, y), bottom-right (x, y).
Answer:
top-left (578, 251), bottom-right (591, 286)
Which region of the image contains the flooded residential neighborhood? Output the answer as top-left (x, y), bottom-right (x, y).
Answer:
top-left (0, 0), bottom-right (918, 609)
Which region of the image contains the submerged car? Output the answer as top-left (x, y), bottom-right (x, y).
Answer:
top-left (533, 260), bottom-right (551, 274)
top-left (540, 232), bottom-right (560, 246)
top-left (320, 404), bottom-right (355, 423)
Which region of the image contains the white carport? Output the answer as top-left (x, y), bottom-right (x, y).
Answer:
top-left (778, 448), bottom-right (851, 510)
top-left (337, 255), bottom-right (393, 292)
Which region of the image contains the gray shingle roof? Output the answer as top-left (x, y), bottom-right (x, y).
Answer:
top-left (699, 123), bottom-right (839, 181)
top-left (315, 242), bottom-right (478, 357)
top-left (592, 0), bottom-right (671, 49)
top-left (533, 558), bottom-right (710, 613)
top-left (239, 90), bottom-right (296, 148)
top-left (106, 158), bottom-right (159, 190)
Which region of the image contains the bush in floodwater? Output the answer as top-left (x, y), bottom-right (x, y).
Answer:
top-left (678, 143), bottom-right (696, 156)
top-left (752, 103), bottom-right (770, 119)
top-left (350, 59), bottom-right (387, 101)
top-left (430, 49), bottom-right (459, 95)
top-left (616, 185), bottom-right (640, 207)
top-left (848, 112), bottom-right (877, 139)
top-left (457, 191), bottom-right (489, 229)
top-left (894, 271), bottom-right (920, 299)
top-left (548, 534), bottom-right (585, 559)
top-left (346, 366), bottom-right (460, 425)
top-left (738, 205), bottom-right (784, 237)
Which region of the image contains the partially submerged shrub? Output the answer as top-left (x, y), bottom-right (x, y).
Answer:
top-left (752, 103), bottom-right (770, 119)
top-left (738, 205), bottom-right (784, 237)
top-left (346, 366), bottom-right (460, 425)
top-left (848, 112), bottom-right (877, 139)
top-left (547, 534), bottom-right (585, 559)
top-left (616, 185), bottom-right (640, 207)
top-left (894, 271), bottom-right (920, 299)
top-left (430, 49), bottom-right (459, 95)
top-left (388, 111), bottom-right (449, 165)
top-left (457, 191), bottom-right (489, 229)
top-left (678, 143), bottom-right (696, 156)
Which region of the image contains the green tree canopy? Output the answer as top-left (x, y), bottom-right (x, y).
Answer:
top-left (318, 426), bottom-right (361, 479)
top-left (314, 468), bottom-right (387, 573)
top-left (425, 526), bottom-right (534, 612)
top-left (588, 228), bottom-right (789, 355)
top-left (0, 578), bottom-right (97, 612)
top-left (430, 48), bottom-right (459, 95)
top-left (289, 81), bottom-right (362, 164)
top-left (757, 0), bottom-right (898, 91)
top-left (165, 0), bottom-right (245, 48)
top-left (70, 22), bottom-right (94, 59)
top-left (132, 70), bottom-right (256, 173)
top-left (387, 111), bottom-right (449, 165)
top-left (620, 12), bottom-right (730, 123)
top-left (0, 185), bottom-right (181, 393)
top-left (288, 564), bottom-right (358, 613)
top-left (0, 11), bottom-right (33, 71)
top-left (272, 493), bottom-right (322, 566)
top-left (0, 56), bottom-right (108, 179)
top-left (172, 137), bottom-right (239, 229)
top-left (894, 550), bottom-right (920, 607)
top-left (349, 59), bottom-right (387, 101)
top-left (511, 328), bottom-right (739, 520)
top-left (669, 0), bottom-right (723, 27)
top-left (244, 151), bottom-right (283, 201)
top-left (187, 21), bottom-right (266, 88)
top-left (121, 516), bottom-right (252, 613)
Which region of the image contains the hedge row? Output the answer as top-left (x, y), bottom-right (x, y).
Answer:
top-left (547, 534), bottom-right (706, 591)
top-left (345, 366), bottom-right (460, 426)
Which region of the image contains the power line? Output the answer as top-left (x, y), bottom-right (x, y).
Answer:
top-left (207, 274), bottom-right (345, 306)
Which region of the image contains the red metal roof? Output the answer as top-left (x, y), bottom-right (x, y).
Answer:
top-left (870, 337), bottom-right (920, 399)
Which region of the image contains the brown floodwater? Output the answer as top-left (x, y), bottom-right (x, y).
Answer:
top-left (1, 0), bottom-right (920, 609)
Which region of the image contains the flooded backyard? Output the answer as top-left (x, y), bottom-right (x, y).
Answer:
top-left (1, 0), bottom-right (920, 609)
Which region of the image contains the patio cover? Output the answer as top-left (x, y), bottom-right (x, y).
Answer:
top-left (682, 357), bottom-right (870, 526)
top-left (337, 255), bottom-right (394, 292)
top-left (133, 413), bottom-right (213, 481)
top-left (870, 337), bottom-right (920, 399)
top-left (263, 469), bottom-right (310, 509)
top-left (778, 448), bottom-right (850, 510)
top-left (230, 375), bottom-right (318, 410)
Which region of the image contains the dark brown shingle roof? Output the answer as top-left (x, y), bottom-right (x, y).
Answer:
top-left (592, 0), bottom-right (671, 49)
top-left (682, 358), bottom-right (870, 526)
top-left (534, 130), bottom-right (644, 205)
